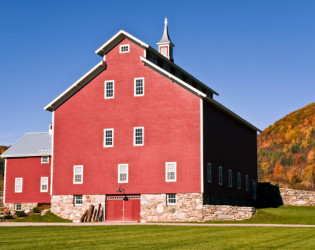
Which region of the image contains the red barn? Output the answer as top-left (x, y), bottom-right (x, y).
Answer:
top-left (2, 19), bottom-right (260, 222)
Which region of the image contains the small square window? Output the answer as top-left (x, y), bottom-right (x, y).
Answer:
top-left (105, 81), bottom-right (114, 99)
top-left (166, 162), bottom-right (176, 182)
top-left (74, 195), bottom-right (83, 206)
top-left (118, 164), bottom-right (128, 183)
top-left (41, 156), bottom-right (49, 164)
top-left (133, 127), bottom-right (144, 146)
top-left (134, 78), bottom-right (144, 96)
top-left (120, 44), bottom-right (130, 53)
top-left (73, 165), bottom-right (83, 184)
top-left (166, 194), bottom-right (176, 205)
top-left (104, 128), bottom-right (114, 147)
top-left (15, 204), bottom-right (22, 211)
top-left (40, 177), bottom-right (49, 192)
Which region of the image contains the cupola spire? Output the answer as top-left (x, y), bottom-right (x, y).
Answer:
top-left (157, 18), bottom-right (175, 62)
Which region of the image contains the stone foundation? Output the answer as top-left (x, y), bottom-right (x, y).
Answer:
top-left (51, 195), bottom-right (105, 222)
top-left (140, 193), bottom-right (255, 222)
top-left (280, 188), bottom-right (315, 206)
top-left (4, 203), bottom-right (37, 213)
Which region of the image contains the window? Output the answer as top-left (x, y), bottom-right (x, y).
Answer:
top-left (253, 181), bottom-right (257, 201)
top-left (133, 127), bottom-right (144, 146)
top-left (104, 80), bottom-right (114, 99)
top-left (166, 194), bottom-right (176, 205)
top-left (160, 46), bottom-right (168, 57)
top-left (40, 177), bottom-right (48, 192)
top-left (14, 204), bottom-right (22, 211)
top-left (218, 166), bottom-right (223, 185)
top-left (228, 169), bottom-right (232, 188)
top-left (118, 164), bottom-right (128, 183)
top-left (237, 172), bottom-right (241, 190)
top-left (245, 175), bottom-right (249, 191)
top-left (207, 163), bottom-right (212, 183)
top-left (15, 178), bottom-right (22, 193)
top-left (120, 44), bottom-right (130, 53)
top-left (73, 165), bottom-right (83, 184)
top-left (104, 128), bottom-right (114, 147)
top-left (166, 162), bottom-right (177, 182)
top-left (134, 77), bottom-right (144, 96)
top-left (74, 195), bottom-right (83, 206)
top-left (41, 156), bottom-right (49, 164)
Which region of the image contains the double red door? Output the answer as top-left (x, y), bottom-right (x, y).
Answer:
top-left (106, 195), bottom-right (140, 221)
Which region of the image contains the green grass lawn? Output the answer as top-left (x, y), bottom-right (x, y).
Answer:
top-left (204, 206), bottom-right (315, 225)
top-left (0, 225), bottom-right (314, 249)
top-left (11, 211), bottom-right (71, 223)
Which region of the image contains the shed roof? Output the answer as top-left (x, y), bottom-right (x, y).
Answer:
top-left (1, 132), bottom-right (52, 158)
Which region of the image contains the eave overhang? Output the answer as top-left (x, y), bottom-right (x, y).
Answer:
top-left (1, 153), bottom-right (51, 159)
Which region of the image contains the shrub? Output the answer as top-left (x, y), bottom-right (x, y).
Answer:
top-left (4, 215), bottom-right (13, 219)
top-left (16, 211), bottom-right (27, 217)
top-left (33, 207), bottom-right (41, 213)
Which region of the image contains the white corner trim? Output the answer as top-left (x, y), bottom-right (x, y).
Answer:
top-left (44, 61), bottom-right (104, 111)
top-left (140, 56), bottom-right (207, 98)
top-left (200, 99), bottom-right (204, 193)
top-left (3, 159), bottom-right (7, 203)
top-left (95, 30), bottom-right (149, 55)
top-left (50, 111), bottom-right (54, 195)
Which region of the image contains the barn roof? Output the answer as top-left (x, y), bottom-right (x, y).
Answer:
top-left (1, 132), bottom-right (52, 158)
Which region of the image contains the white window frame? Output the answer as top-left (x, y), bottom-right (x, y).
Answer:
top-left (14, 203), bottom-right (22, 211)
top-left (74, 195), bottom-right (83, 207)
top-left (228, 169), bottom-right (232, 188)
top-left (104, 80), bottom-right (115, 99)
top-left (41, 156), bottom-right (49, 164)
top-left (218, 166), bottom-right (223, 185)
top-left (165, 162), bottom-right (177, 182)
top-left (73, 165), bottom-right (83, 184)
top-left (207, 162), bottom-right (212, 183)
top-left (133, 127), bottom-right (144, 146)
top-left (245, 175), bottom-right (249, 191)
top-left (40, 177), bottom-right (49, 192)
top-left (134, 77), bottom-right (144, 97)
top-left (15, 178), bottom-right (22, 193)
top-left (237, 172), bottom-right (241, 190)
top-left (118, 164), bottom-right (128, 183)
top-left (119, 44), bottom-right (130, 53)
top-left (166, 194), bottom-right (176, 206)
top-left (104, 128), bottom-right (114, 147)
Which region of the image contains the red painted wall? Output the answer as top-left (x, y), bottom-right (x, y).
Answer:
top-left (52, 38), bottom-right (201, 195)
top-left (5, 157), bottom-right (51, 203)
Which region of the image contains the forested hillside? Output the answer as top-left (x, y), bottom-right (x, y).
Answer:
top-left (258, 103), bottom-right (315, 190)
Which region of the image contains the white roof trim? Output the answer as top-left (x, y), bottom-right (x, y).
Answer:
top-left (95, 30), bottom-right (149, 56)
top-left (140, 56), bottom-right (206, 98)
top-left (44, 61), bottom-right (104, 111)
top-left (1, 154), bottom-right (51, 158)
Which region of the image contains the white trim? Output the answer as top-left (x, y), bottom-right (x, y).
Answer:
top-left (41, 156), bottom-right (49, 164)
top-left (50, 111), bottom-right (54, 195)
top-left (119, 44), bottom-right (130, 53)
top-left (73, 165), bottom-right (83, 184)
top-left (133, 127), bottom-right (144, 146)
top-left (218, 166), bottom-right (223, 185)
top-left (2, 154), bottom-right (51, 158)
top-left (44, 61), bottom-right (104, 111)
top-left (3, 159), bottom-right (7, 203)
top-left (200, 99), bottom-right (204, 192)
top-left (165, 162), bottom-right (177, 182)
top-left (104, 80), bottom-right (115, 99)
top-left (40, 177), bottom-right (49, 192)
top-left (228, 169), bottom-right (232, 188)
top-left (95, 30), bottom-right (149, 55)
top-left (104, 128), bottom-right (114, 147)
top-left (134, 77), bottom-right (145, 97)
top-left (140, 56), bottom-right (206, 98)
top-left (15, 177), bottom-right (22, 193)
top-left (118, 164), bottom-right (128, 183)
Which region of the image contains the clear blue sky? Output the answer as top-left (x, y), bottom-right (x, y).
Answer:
top-left (0, 0), bottom-right (314, 145)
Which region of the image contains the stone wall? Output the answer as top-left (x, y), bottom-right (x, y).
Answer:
top-left (51, 195), bottom-right (105, 222)
top-left (140, 193), bottom-right (255, 222)
top-left (4, 203), bottom-right (37, 212)
top-left (280, 188), bottom-right (315, 206)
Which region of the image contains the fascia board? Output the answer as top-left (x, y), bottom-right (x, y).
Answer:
top-left (1, 154), bottom-right (51, 158)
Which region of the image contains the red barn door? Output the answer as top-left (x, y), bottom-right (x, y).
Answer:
top-left (106, 195), bottom-right (140, 221)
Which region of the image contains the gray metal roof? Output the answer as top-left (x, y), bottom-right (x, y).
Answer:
top-left (157, 18), bottom-right (174, 46)
top-left (1, 132), bottom-right (52, 158)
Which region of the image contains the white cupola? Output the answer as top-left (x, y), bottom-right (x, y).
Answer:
top-left (157, 18), bottom-right (175, 62)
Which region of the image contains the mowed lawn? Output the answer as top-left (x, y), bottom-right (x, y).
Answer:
top-left (0, 226), bottom-right (314, 249)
